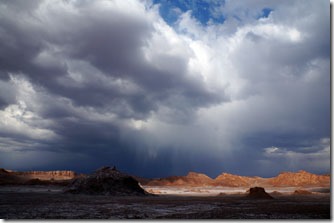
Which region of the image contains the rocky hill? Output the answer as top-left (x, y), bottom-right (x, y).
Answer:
top-left (213, 173), bottom-right (253, 187)
top-left (246, 187), bottom-right (274, 199)
top-left (0, 168), bottom-right (24, 185)
top-left (145, 172), bottom-right (214, 187)
top-left (145, 172), bottom-right (267, 187)
top-left (143, 170), bottom-right (330, 187)
top-left (65, 166), bottom-right (148, 196)
top-left (267, 170), bottom-right (330, 187)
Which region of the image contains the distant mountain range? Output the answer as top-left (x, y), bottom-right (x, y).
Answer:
top-left (142, 170), bottom-right (330, 187)
top-left (0, 168), bottom-right (330, 187)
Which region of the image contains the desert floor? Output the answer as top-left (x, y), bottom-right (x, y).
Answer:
top-left (0, 185), bottom-right (330, 219)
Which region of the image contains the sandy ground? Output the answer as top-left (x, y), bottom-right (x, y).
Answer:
top-left (142, 185), bottom-right (329, 196)
top-left (0, 185), bottom-right (330, 219)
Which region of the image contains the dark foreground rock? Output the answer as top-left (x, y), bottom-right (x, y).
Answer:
top-left (64, 166), bottom-right (148, 196)
top-left (0, 189), bottom-right (330, 219)
top-left (246, 187), bottom-right (274, 199)
top-left (0, 169), bottom-right (24, 185)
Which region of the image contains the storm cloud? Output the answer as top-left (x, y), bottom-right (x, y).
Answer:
top-left (0, 0), bottom-right (330, 178)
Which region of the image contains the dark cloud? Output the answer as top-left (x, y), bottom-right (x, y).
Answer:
top-left (0, 0), bottom-right (329, 177)
top-left (0, 0), bottom-right (223, 121)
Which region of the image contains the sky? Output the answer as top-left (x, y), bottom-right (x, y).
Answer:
top-left (0, 0), bottom-right (330, 178)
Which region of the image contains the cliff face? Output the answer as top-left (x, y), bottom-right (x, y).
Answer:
top-left (0, 169), bottom-right (77, 184)
top-left (16, 170), bottom-right (76, 180)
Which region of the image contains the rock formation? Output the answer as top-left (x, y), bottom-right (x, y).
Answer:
top-left (0, 167), bottom-right (330, 189)
top-left (214, 173), bottom-right (252, 187)
top-left (143, 170), bottom-right (330, 188)
top-left (64, 166), bottom-right (148, 196)
top-left (145, 172), bottom-right (214, 187)
top-left (0, 168), bottom-right (77, 185)
top-left (246, 187), bottom-right (274, 199)
top-left (267, 170), bottom-right (330, 187)
top-left (0, 168), bottom-right (24, 185)
top-left (145, 172), bottom-right (267, 187)
top-left (16, 170), bottom-right (76, 180)
top-left (186, 172), bottom-right (215, 185)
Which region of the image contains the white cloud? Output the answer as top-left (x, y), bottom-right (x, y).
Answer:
top-left (0, 102), bottom-right (57, 142)
top-left (0, 76), bottom-right (58, 143)
top-left (264, 146), bottom-right (280, 154)
top-left (262, 138), bottom-right (330, 172)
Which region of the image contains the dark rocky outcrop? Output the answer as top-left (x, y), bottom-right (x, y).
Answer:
top-left (246, 187), bottom-right (273, 199)
top-left (0, 168), bottom-right (24, 185)
top-left (64, 166), bottom-right (148, 196)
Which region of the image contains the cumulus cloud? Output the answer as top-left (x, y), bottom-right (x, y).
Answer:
top-left (262, 138), bottom-right (330, 173)
top-left (0, 0), bottom-right (330, 177)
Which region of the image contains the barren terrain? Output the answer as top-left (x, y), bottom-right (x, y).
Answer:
top-left (0, 168), bottom-right (330, 219)
top-left (0, 185), bottom-right (330, 219)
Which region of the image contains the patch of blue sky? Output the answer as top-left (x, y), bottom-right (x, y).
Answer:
top-left (153, 0), bottom-right (225, 26)
top-left (257, 8), bottom-right (273, 19)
